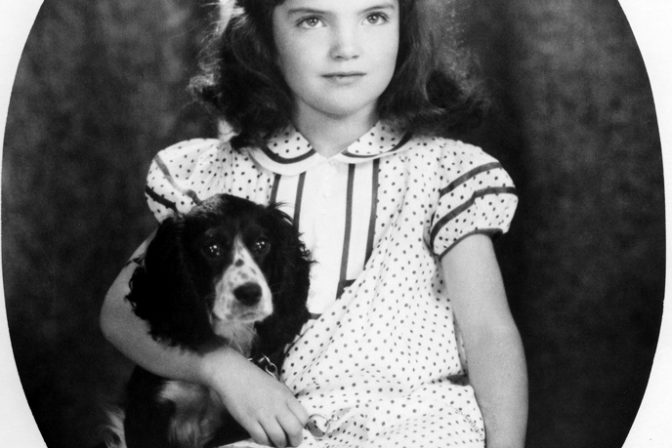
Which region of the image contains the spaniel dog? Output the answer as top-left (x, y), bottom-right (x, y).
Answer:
top-left (106, 194), bottom-right (311, 448)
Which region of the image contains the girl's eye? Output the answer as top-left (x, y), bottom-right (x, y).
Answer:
top-left (297, 16), bottom-right (323, 29)
top-left (203, 243), bottom-right (224, 259)
top-left (251, 237), bottom-right (271, 255)
top-left (365, 12), bottom-right (389, 25)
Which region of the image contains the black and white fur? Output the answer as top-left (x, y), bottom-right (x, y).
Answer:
top-left (105, 194), bottom-right (311, 448)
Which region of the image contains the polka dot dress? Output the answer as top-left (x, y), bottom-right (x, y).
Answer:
top-left (144, 122), bottom-right (518, 448)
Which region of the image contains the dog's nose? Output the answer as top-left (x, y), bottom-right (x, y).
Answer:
top-left (233, 282), bottom-right (262, 306)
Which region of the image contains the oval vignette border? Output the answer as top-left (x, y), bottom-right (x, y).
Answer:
top-left (0, 1), bottom-right (670, 447)
top-left (0, 4), bottom-right (50, 448)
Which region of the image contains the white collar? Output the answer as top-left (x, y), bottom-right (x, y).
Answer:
top-left (247, 121), bottom-right (412, 175)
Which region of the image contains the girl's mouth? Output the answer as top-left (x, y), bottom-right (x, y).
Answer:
top-left (323, 72), bottom-right (365, 84)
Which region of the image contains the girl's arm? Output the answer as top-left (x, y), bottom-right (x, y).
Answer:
top-left (99, 236), bottom-right (309, 448)
top-left (441, 234), bottom-right (528, 448)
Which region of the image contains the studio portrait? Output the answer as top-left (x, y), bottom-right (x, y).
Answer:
top-left (0, 1), bottom-right (666, 447)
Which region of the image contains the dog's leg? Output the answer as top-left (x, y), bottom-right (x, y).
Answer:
top-left (123, 368), bottom-right (176, 448)
top-left (160, 381), bottom-right (224, 448)
top-left (102, 406), bottom-right (127, 448)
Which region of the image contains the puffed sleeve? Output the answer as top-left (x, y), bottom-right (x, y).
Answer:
top-left (430, 142), bottom-right (518, 258)
top-left (144, 138), bottom-right (225, 222)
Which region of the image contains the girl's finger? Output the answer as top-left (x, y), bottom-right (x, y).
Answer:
top-left (286, 397), bottom-right (309, 426)
top-left (247, 422), bottom-right (272, 447)
top-left (261, 418), bottom-right (289, 448)
top-left (276, 412), bottom-right (304, 447)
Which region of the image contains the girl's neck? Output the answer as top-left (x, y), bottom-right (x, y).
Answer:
top-left (292, 107), bottom-right (377, 158)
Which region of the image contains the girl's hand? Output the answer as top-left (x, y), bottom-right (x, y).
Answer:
top-left (200, 348), bottom-right (309, 447)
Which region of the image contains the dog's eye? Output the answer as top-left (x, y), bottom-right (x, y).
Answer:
top-left (251, 238), bottom-right (270, 255)
top-left (203, 243), bottom-right (224, 259)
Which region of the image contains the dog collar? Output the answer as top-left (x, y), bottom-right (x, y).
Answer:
top-left (249, 355), bottom-right (279, 380)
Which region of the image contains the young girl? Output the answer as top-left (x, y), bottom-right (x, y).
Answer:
top-left (100, 0), bottom-right (528, 447)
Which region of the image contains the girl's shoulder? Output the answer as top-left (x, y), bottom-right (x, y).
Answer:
top-left (151, 137), bottom-right (256, 178)
top-left (154, 137), bottom-right (225, 164)
top-left (405, 134), bottom-right (505, 170)
top-left (418, 136), bottom-right (518, 257)
top-left (145, 137), bottom-right (256, 221)
top-left (155, 123), bottom-right (239, 161)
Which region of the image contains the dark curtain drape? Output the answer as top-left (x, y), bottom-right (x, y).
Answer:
top-left (2, 1), bottom-right (664, 447)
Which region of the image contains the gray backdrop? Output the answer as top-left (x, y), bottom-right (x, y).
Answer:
top-left (1, 1), bottom-right (664, 447)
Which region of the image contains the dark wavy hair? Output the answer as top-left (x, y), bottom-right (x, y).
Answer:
top-left (190, 0), bottom-right (485, 149)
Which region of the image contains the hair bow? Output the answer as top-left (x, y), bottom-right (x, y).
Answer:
top-left (218, 0), bottom-right (243, 33)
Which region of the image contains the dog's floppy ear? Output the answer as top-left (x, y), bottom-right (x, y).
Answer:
top-left (268, 206), bottom-right (311, 307)
top-left (254, 205), bottom-right (311, 358)
top-left (126, 216), bottom-right (214, 349)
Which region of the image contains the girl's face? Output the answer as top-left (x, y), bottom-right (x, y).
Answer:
top-left (272, 0), bottom-right (400, 126)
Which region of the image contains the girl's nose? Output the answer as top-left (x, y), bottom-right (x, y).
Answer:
top-left (329, 24), bottom-right (361, 60)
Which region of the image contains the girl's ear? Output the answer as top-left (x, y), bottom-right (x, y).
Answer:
top-left (126, 216), bottom-right (214, 349)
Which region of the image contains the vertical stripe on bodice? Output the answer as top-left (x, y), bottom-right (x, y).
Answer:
top-left (271, 161), bottom-right (379, 315)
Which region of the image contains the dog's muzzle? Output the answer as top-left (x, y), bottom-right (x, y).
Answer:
top-left (212, 236), bottom-right (273, 323)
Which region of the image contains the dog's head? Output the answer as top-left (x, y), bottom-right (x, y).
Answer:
top-left (127, 194), bottom-right (310, 353)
